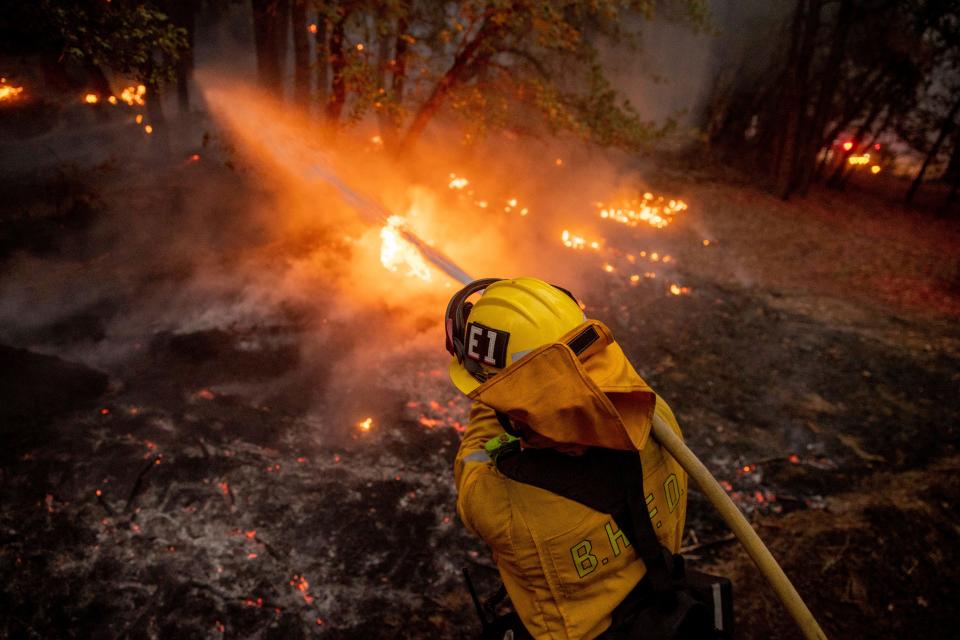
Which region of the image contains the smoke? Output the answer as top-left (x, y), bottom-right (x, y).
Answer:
top-left (598, 0), bottom-right (792, 140)
top-left (0, 18), bottom-right (703, 442)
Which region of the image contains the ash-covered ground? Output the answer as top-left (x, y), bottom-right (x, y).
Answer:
top-left (1, 131), bottom-right (959, 639)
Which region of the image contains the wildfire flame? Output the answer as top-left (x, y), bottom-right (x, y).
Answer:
top-left (448, 174), bottom-right (469, 190)
top-left (597, 193), bottom-right (687, 230)
top-left (0, 80), bottom-right (24, 102)
top-left (380, 216), bottom-right (432, 281)
top-left (120, 84), bottom-right (147, 106)
top-left (84, 93), bottom-right (99, 104)
top-left (356, 417), bottom-right (373, 432)
top-left (847, 153), bottom-right (871, 166)
top-left (561, 229), bottom-right (601, 250)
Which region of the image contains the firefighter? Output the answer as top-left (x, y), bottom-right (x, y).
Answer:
top-left (447, 277), bottom-right (711, 640)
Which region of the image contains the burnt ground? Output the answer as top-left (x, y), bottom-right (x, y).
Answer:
top-left (1, 147), bottom-right (959, 640)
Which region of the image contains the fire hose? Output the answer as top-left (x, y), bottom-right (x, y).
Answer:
top-left (651, 414), bottom-right (828, 640)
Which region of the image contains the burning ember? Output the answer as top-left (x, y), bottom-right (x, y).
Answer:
top-left (561, 230), bottom-right (601, 250)
top-left (448, 174), bottom-right (469, 190)
top-left (669, 284), bottom-right (691, 296)
top-left (596, 193), bottom-right (688, 230)
top-left (0, 80), bottom-right (24, 102)
top-left (84, 93), bottom-right (100, 104)
top-left (380, 216), bottom-right (432, 281)
top-left (848, 153), bottom-right (871, 166)
top-left (446, 172), bottom-right (529, 215)
top-left (356, 417), bottom-right (373, 432)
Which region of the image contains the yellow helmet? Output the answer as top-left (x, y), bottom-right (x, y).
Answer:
top-left (445, 277), bottom-right (586, 395)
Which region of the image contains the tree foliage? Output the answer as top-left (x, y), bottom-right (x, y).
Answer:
top-left (46, 1), bottom-right (188, 87)
top-left (0, 1), bottom-right (188, 88)
top-left (294, 0), bottom-right (708, 151)
top-left (705, 0), bottom-right (960, 205)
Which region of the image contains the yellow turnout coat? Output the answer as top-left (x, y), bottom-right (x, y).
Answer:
top-left (454, 321), bottom-right (688, 639)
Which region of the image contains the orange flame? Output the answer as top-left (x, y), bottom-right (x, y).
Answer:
top-left (120, 84), bottom-right (147, 106)
top-left (561, 229), bottom-right (601, 250)
top-left (0, 82), bottom-right (24, 102)
top-left (380, 216), bottom-right (432, 281)
top-left (356, 417), bottom-right (373, 432)
top-left (596, 192), bottom-right (687, 230)
top-left (84, 93), bottom-right (99, 104)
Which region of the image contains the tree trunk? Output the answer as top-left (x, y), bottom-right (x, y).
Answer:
top-left (292, 0), bottom-right (311, 109)
top-left (315, 16), bottom-right (329, 110)
top-left (940, 165), bottom-right (959, 218)
top-left (252, 0), bottom-right (282, 91)
top-left (906, 95), bottom-right (960, 204)
top-left (324, 10), bottom-right (349, 125)
top-left (392, 17), bottom-right (408, 103)
top-left (944, 130), bottom-right (960, 184)
top-left (276, 0), bottom-right (290, 98)
top-left (936, 132), bottom-right (960, 217)
top-left (771, 0), bottom-right (822, 199)
top-left (794, 0), bottom-right (854, 194)
top-left (168, 0), bottom-right (196, 116)
top-left (375, 6), bottom-right (393, 146)
top-left (767, 0), bottom-right (805, 184)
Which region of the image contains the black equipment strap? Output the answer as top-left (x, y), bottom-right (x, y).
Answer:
top-left (494, 447), bottom-right (673, 593)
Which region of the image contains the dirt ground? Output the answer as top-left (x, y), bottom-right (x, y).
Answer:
top-left (1, 140), bottom-right (958, 639)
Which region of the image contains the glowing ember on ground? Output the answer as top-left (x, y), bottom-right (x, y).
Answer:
top-left (848, 153), bottom-right (871, 166)
top-left (596, 193), bottom-right (688, 229)
top-left (84, 93), bottom-right (99, 104)
top-left (309, 23), bottom-right (318, 33)
top-left (356, 417), bottom-right (373, 432)
top-left (380, 215), bottom-right (432, 281)
top-left (0, 81), bottom-right (24, 102)
top-left (870, 165), bottom-right (881, 174)
top-left (669, 284), bottom-right (691, 296)
top-left (135, 114), bottom-right (143, 124)
top-left (144, 125), bottom-right (154, 135)
top-left (842, 141), bottom-right (854, 151)
top-left (107, 96), bottom-right (117, 105)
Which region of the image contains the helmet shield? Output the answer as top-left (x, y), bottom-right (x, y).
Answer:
top-left (448, 277), bottom-right (585, 395)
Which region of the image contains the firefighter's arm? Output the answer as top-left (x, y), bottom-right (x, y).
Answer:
top-left (454, 402), bottom-right (513, 543)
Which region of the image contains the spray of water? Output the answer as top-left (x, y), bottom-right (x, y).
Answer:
top-left (201, 82), bottom-right (474, 286)
top-left (304, 159), bottom-right (474, 284)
